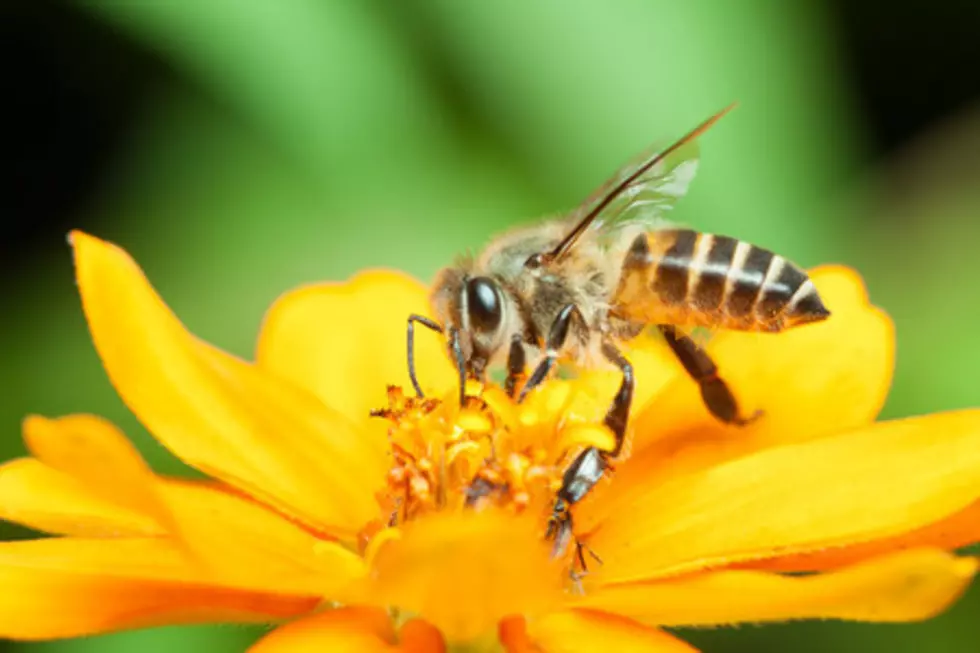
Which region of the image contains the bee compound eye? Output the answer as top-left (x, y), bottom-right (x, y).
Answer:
top-left (465, 277), bottom-right (503, 333)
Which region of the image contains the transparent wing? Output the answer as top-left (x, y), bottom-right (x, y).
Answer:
top-left (548, 104), bottom-right (733, 261)
top-left (568, 135), bottom-right (700, 240)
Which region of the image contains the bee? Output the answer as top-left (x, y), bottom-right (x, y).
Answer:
top-left (405, 104), bottom-right (830, 561)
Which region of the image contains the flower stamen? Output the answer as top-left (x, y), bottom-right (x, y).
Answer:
top-left (368, 382), bottom-right (605, 579)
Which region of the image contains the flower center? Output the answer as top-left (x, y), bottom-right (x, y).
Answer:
top-left (365, 381), bottom-right (617, 569)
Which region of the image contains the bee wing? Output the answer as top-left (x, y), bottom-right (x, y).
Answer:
top-left (547, 104), bottom-right (734, 261)
top-left (572, 136), bottom-right (700, 240)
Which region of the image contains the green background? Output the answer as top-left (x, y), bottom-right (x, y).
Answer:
top-left (4, 2), bottom-right (979, 651)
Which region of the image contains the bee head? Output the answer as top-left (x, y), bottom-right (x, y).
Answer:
top-left (430, 267), bottom-right (511, 380)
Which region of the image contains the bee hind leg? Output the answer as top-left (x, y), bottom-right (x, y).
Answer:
top-left (657, 324), bottom-right (762, 426)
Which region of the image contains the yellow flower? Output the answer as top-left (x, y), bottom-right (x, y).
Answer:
top-left (1, 231), bottom-right (979, 652)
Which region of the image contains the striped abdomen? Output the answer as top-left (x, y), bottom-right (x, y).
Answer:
top-left (615, 228), bottom-right (830, 332)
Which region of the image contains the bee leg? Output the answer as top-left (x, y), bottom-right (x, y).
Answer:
top-left (448, 326), bottom-right (467, 406)
top-left (406, 314), bottom-right (443, 397)
top-left (548, 446), bottom-right (606, 574)
top-left (517, 304), bottom-right (582, 403)
top-left (600, 341), bottom-right (634, 457)
top-left (580, 541), bottom-right (603, 566)
top-left (547, 498), bottom-right (573, 555)
top-left (504, 334), bottom-right (526, 398)
top-left (657, 324), bottom-right (762, 426)
top-left (549, 501), bottom-right (586, 580)
top-left (550, 501), bottom-right (603, 585)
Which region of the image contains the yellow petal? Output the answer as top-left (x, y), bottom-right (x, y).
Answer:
top-left (248, 607), bottom-right (397, 652)
top-left (257, 271), bottom-right (456, 426)
top-left (586, 410), bottom-right (980, 583)
top-left (528, 611), bottom-right (699, 653)
top-left (0, 458), bottom-right (163, 537)
top-left (2, 415), bottom-right (365, 595)
top-left (0, 538), bottom-right (317, 640)
top-left (366, 510), bottom-right (562, 642)
top-left (22, 414), bottom-right (174, 530)
top-left (573, 340), bottom-right (679, 429)
top-left (0, 455), bottom-right (367, 598)
top-left (631, 266), bottom-right (894, 457)
top-left (247, 608), bottom-right (446, 652)
top-left (579, 549), bottom-right (977, 626)
top-left (158, 479), bottom-right (366, 597)
top-left (71, 231), bottom-right (384, 536)
top-left (742, 499), bottom-right (980, 572)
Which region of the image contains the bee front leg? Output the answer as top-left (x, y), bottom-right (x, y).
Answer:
top-left (504, 334), bottom-right (526, 398)
top-left (657, 324), bottom-right (761, 426)
top-left (517, 304), bottom-right (583, 403)
top-left (406, 314), bottom-right (443, 397)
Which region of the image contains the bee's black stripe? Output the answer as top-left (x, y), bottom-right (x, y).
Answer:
top-left (652, 229), bottom-right (697, 305)
top-left (693, 234), bottom-right (736, 311)
top-left (757, 259), bottom-right (806, 320)
top-left (727, 245), bottom-right (774, 318)
top-left (623, 233), bottom-right (652, 272)
top-left (788, 282), bottom-right (830, 321)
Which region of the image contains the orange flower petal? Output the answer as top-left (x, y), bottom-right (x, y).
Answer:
top-left (0, 537), bottom-right (317, 640)
top-left (158, 479), bottom-right (366, 596)
top-left (71, 231), bottom-right (384, 536)
top-left (399, 619), bottom-right (447, 653)
top-left (1, 414), bottom-right (365, 597)
top-left (741, 499), bottom-right (980, 572)
top-left (22, 414), bottom-right (174, 530)
top-left (257, 271), bottom-right (456, 429)
top-left (0, 458), bottom-right (163, 537)
top-left (366, 510), bottom-right (562, 642)
top-left (499, 616), bottom-right (543, 653)
top-left (527, 611), bottom-right (698, 653)
top-left (579, 549), bottom-right (977, 626)
top-left (247, 608), bottom-right (446, 652)
top-left (248, 607), bottom-right (397, 652)
top-left (574, 340), bottom-right (679, 430)
top-left (587, 410), bottom-right (980, 583)
top-left (631, 265), bottom-right (894, 456)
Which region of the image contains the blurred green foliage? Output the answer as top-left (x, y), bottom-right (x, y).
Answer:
top-left (4, 1), bottom-right (979, 651)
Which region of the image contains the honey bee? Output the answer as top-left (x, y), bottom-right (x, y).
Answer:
top-left (405, 104), bottom-right (830, 560)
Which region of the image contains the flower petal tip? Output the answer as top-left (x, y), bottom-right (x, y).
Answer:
top-left (810, 264), bottom-right (871, 304)
top-left (812, 264), bottom-right (895, 342)
top-left (67, 230), bottom-right (102, 257)
top-left (20, 414), bottom-right (43, 433)
top-left (66, 229), bottom-right (86, 248)
top-left (951, 555), bottom-right (979, 580)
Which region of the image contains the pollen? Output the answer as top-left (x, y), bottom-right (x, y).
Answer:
top-left (367, 382), bottom-right (615, 568)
